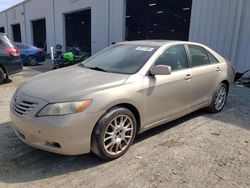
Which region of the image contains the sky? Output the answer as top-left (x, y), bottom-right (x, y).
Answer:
top-left (0, 0), bottom-right (24, 12)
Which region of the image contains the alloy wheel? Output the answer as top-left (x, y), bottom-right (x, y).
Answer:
top-left (214, 86), bottom-right (227, 111)
top-left (28, 56), bottom-right (38, 66)
top-left (103, 115), bottom-right (134, 156)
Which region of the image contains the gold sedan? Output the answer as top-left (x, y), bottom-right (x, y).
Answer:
top-left (10, 41), bottom-right (234, 160)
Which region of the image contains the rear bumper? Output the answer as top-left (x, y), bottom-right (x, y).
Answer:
top-left (37, 53), bottom-right (46, 62)
top-left (5, 59), bottom-right (23, 75)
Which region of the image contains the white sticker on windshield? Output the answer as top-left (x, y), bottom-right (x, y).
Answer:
top-left (135, 47), bottom-right (154, 52)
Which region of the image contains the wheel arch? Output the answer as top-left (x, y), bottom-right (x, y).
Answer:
top-left (91, 103), bottom-right (141, 138)
top-left (90, 102), bottom-right (142, 157)
top-left (111, 103), bottom-right (141, 134)
top-left (221, 80), bottom-right (229, 93)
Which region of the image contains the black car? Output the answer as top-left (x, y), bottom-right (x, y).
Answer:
top-left (0, 33), bottom-right (23, 84)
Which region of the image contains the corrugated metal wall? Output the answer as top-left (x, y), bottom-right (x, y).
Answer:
top-left (109, 0), bottom-right (125, 45)
top-left (1, 0), bottom-right (250, 72)
top-left (91, 0), bottom-right (109, 53)
top-left (189, 0), bottom-right (250, 74)
top-left (234, 0), bottom-right (250, 73)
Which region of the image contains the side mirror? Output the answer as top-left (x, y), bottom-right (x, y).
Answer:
top-left (150, 65), bottom-right (172, 76)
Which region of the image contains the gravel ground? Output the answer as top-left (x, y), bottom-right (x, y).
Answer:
top-left (0, 61), bottom-right (249, 188)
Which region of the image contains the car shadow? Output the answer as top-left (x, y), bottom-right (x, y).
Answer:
top-left (134, 110), bottom-right (206, 144)
top-left (0, 110), bottom-right (204, 184)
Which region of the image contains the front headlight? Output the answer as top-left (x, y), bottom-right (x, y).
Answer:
top-left (37, 100), bottom-right (92, 116)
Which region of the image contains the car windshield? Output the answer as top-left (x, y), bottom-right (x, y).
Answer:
top-left (81, 44), bottom-right (159, 74)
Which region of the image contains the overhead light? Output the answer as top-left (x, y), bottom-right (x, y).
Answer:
top-left (126, 15), bottom-right (131, 18)
top-left (153, 24), bottom-right (158, 26)
top-left (148, 3), bottom-right (156, 7)
top-left (171, 29), bottom-right (175, 32)
top-left (149, 31), bottom-right (153, 33)
top-left (81, 22), bottom-right (85, 24)
top-left (157, 11), bottom-right (163, 14)
top-left (137, 31), bottom-right (142, 34)
top-left (182, 8), bottom-right (190, 11)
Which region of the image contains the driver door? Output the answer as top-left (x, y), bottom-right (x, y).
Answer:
top-left (143, 45), bottom-right (193, 127)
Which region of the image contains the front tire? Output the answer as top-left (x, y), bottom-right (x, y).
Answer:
top-left (91, 107), bottom-right (137, 160)
top-left (0, 68), bottom-right (5, 84)
top-left (207, 83), bottom-right (228, 113)
top-left (28, 56), bottom-right (38, 66)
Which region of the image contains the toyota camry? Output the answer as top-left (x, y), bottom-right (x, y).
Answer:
top-left (10, 41), bottom-right (234, 160)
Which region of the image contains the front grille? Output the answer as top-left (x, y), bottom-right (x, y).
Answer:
top-left (12, 100), bottom-right (38, 116)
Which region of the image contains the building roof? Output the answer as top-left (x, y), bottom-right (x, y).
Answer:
top-left (0, 0), bottom-right (29, 14)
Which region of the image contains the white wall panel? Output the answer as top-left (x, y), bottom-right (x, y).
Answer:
top-left (0, 0), bottom-right (125, 54)
top-left (0, 12), bottom-right (7, 33)
top-left (109, 0), bottom-right (126, 44)
top-left (54, 0), bottom-right (91, 52)
top-left (24, 0), bottom-right (54, 50)
top-left (91, 0), bottom-right (109, 53)
top-left (6, 4), bottom-right (26, 42)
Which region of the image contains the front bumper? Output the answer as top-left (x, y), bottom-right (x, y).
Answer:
top-left (10, 93), bottom-right (104, 155)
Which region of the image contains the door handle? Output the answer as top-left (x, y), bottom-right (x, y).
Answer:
top-left (216, 67), bottom-right (221, 72)
top-left (185, 74), bottom-right (192, 80)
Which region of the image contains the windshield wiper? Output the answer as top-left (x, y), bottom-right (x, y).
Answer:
top-left (88, 66), bottom-right (107, 72)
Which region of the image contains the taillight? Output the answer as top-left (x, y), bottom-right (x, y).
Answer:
top-left (6, 48), bottom-right (20, 56)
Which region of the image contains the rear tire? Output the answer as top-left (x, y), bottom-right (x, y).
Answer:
top-left (28, 56), bottom-right (38, 66)
top-left (0, 68), bottom-right (5, 85)
top-left (207, 83), bottom-right (228, 113)
top-left (91, 107), bottom-right (137, 160)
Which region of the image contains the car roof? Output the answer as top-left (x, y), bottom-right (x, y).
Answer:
top-left (117, 40), bottom-right (225, 62)
top-left (117, 40), bottom-right (207, 47)
top-left (14, 42), bottom-right (33, 48)
top-left (118, 40), bottom-right (190, 46)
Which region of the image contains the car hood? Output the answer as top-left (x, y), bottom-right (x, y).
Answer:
top-left (19, 65), bottom-right (129, 102)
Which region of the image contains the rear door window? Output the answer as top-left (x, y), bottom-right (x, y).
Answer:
top-left (188, 45), bottom-right (210, 67)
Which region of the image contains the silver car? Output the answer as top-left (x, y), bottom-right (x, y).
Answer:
top-left (10, 41), bottom-right (234, 160)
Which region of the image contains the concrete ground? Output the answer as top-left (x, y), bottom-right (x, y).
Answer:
top-left (0, 61), bottom-right (249, 188)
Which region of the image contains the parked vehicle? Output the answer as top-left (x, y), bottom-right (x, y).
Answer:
top-left (234, 70), bottom-right (249, 82)
top-left (10, 41), bottom-right (234, 160)
top-left (15, 42), bottom-right (46, 66)
top-left (52, 47), bottom-right (87, 69)
top-left (0, 33), bottom-right (22, 84)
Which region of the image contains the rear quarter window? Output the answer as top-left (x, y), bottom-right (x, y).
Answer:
top-left (188, 45), bottom-right (210, 67)
top-left (15, 43), bottom-right (30, 49)
top-left (0, 35), bottom-right (15, 49)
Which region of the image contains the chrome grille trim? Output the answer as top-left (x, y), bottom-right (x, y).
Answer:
top-left (12, 100), bottom-right (38, 116)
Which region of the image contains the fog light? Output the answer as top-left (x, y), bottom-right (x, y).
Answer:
top-left (45, 141), bottom-right (61, 148)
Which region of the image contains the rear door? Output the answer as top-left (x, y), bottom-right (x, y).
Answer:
top-left (187, 44), bottom-right (222, 107)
